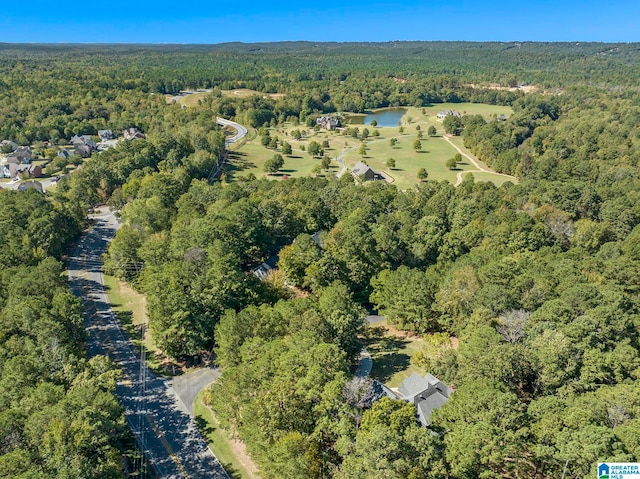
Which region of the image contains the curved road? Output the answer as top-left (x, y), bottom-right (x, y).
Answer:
top-left (216, 117), bottom-right (248, 146)
top-left (335, 147), bottom-right (354, 178)
top-left (68, 209), bottom-right (230, 479)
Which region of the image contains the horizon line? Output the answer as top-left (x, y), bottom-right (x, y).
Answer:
top-left (1, 40), bottom-right (638, 46)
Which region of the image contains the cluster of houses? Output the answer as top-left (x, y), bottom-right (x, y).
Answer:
top-left (316, 115), bottom-right (342, 130)
top-left (0, 143), bottom-right (42, 179)
top-left (436, 109), bottom-right (462, 120)
top-left (1, 127), bottom-right (145, 180)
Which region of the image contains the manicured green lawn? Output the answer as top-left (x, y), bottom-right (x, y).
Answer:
top-left (194, 390), bottom-right (260, 479)
top-left (364, 320), bottom-right (427, 389)
top-left (223, 103), bottom-right (515, 187)
top-left (344, 134), bottom-right (475, 188)
top-left (419, 102), bottom-right (513, 121)
top-left (226, 122), bottom-right (348, 180)
top-left (339, 104), bottom-right (513, 188)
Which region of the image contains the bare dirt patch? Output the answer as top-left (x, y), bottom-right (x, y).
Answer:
top-left (223, 89), bottom-right (284, 99)
top-left (466, 83), bottom-right (537, 93)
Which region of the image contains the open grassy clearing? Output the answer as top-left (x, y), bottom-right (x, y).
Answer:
top-left (364, 320), bottom-right (427, 389)
top-left (226, 122), bottom-right (353, 180)
top-left (194, 390), bottom-right (260, 479)
top-left (407, 103), bottom-right (513, 123)
top-left (343, 134), bottom-right (475, 187)
top-left (221, 88), bottom-right (284, 99)
top-left (167, 88), bottom-right (284, 107)
top-left (221, 102), bottom-right (514, 186)
top-left (338, 104), bottom-right (515, 188)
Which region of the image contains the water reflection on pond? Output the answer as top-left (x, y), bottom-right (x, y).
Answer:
top-left (346, 108), bottom-right (407, 127)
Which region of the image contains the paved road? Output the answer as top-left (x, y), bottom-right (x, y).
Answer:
top-left (366, 314), bottom-right (385, 324)
top-left (68, 207), bottom-right (229, 479)
top-left (216, 117), bottom-right (248, 146)
top-left (335, 147), bottom-right (353, 178)
top-left (354, 349), bottom-right (373, 378)
top-left (171, 368), bottom-right (221, 416)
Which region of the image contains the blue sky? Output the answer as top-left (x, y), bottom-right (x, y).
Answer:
top-left (1, 0), bottom-right (638, 43)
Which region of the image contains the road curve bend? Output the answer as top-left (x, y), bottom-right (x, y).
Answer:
top-left (68, 207), bottom-right (229, 479)
top-left (216, 117), bottom-right (248, 146)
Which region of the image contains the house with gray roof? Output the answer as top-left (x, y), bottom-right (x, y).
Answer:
top-left (71, 135), bottom-right (97, 149)
top-left (252, 255), bottom-right (279, 281)
top-left (316, 115), bottom-right (341, 130)
top-left (98, 130), bottom-right (114, 141)
top-left (74, 144), bottom-right (92, 158)
top-left (10, 163), bottom-right (42, 179)
top-left (351, 161), bottom-right (382, 182)
top-left (10, 146), bottom-right (33, 162)
top-left (396, 372), bottom-right (453, 427)
top-left (18, 180), bottom-right (44, 193)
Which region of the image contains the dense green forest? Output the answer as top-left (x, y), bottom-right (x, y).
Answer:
top-left (0, 189), bottom-right (127, 478)
top-left (2, 42), bottom-right (640, 478)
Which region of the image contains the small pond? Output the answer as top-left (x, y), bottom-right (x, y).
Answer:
top-left (346, 107), bottom-right (407, 127)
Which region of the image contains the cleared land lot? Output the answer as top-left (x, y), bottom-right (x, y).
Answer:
top-left (167, 88), bottom-right (284, 107)
top-left (230, 103), bottom-right (514, 186)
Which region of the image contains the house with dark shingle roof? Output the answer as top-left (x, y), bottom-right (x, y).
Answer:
top-left (74, 144), bottom-right (92, 158)
top-left (351, 161), bottom-right (383, 182)
top-left (10, 163), bottom-right (42, 178)
top-left (71, 135), bottom-right (97, 149)
top-left (316, 115), bottom-right (341, 130)
top-left (10, 146), bottom-right (33, 163)
top-left (123, 128), bottom-right (146, 140)
top-left (396, 372), bottom-right (453, 427)
top-left (252, 255), bottom-right (279, 281)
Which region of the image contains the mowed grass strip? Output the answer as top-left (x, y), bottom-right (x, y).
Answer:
top-left (194, 390), bottom-right (260, 479)
top-left (102, 275), bottom-right (169, 374)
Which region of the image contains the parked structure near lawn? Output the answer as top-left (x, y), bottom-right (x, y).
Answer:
top-left (436, 109), bottom-right (461, 120)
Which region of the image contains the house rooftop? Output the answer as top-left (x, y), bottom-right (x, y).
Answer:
top-left (351, 161), bottom-right (374, 177)
top-left (416, 390), bottom-right (449, 426)
top-left (397, 372), bottom-right (453, 427)
top-left (398, 372), bottom-right (431, 399)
